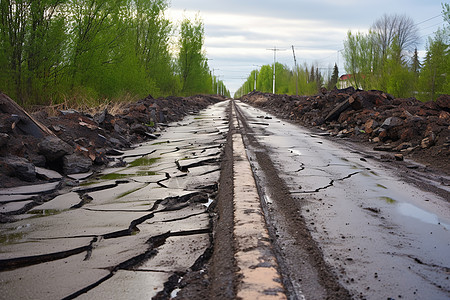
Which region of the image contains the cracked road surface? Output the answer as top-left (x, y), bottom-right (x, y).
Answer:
top-left (0, 101), bottom-right (229, 299)
top-left (1, 99), bottom-right (449, 300)
top-left (234, 100), bottom-right (449, 300)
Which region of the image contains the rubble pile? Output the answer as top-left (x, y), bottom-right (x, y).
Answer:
top-left (0, 93), bottom-right (225, 187)
top-left (241, 88), bottom-right (449, 173)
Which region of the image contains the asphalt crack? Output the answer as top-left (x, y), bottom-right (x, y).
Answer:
top-left (292, 171), bottom-right (360, 194)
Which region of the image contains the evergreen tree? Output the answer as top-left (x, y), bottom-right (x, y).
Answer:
top-left (328, 63), bottom-right (339, 89)
top-left (418, 29), bottom-right (449, 101)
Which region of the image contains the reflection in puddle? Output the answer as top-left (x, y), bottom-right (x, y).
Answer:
top-left (380, 196), bottom-right (396, 204)
top-left (377, 184), bottom-right (388, 189)
top-left (397, 203), bottom-right (450, 230)
top-left (203, 198), bottom-right (214, 208)
top-left (288, 149), bottom-right (302, 156)
top-left (263, 194), bottom-right (273, 204)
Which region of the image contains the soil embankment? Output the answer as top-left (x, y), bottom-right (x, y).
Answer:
top-left (0, 93), bottom-right (226, 188)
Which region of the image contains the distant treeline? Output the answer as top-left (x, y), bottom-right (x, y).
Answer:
top-left (0, 0), bottom-right (230, 106)
top-left (236, 6), bottom-right (449, 101)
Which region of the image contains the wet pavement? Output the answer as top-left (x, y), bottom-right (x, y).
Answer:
top-left (234, 100), bottom-right (450, 300)
top-left (0, 101), bottom-right (229, 299)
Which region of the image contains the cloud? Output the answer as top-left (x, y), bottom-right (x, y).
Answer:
top-left (167, 0), bottom-right (444, 95)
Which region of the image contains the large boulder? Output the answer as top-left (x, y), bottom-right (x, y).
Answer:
top-left (38, 135), bottom-right (74, 162)
top-left (63, 153), bottom-right (92, 175)
top-left (0, 156), bottom-right (36, 182)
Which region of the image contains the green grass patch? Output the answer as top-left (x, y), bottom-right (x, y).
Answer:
top-left (0, 232), bottom-right (25, 245)
top-left (377, 184), bottom-right (388, 189)
top-left (129, 157), bottom-right (161, 167)
top-left (99, 173), bottom-right (130, 180)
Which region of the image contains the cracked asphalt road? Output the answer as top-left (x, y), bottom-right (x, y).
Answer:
top-left (1, 99), bottom-right (449, 300)
top-left (234, 100), bottom-right (449, 300)
top-left (0, 101), bottom-right (229, 299)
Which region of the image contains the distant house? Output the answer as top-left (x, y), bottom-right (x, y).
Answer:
top-left (339, 74), bottom-right (353, 89)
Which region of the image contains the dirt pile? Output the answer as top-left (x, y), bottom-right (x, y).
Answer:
top-left (241, 88), bottom-right (450, 174)
top-left (0, 93), bottom-right (225, 187)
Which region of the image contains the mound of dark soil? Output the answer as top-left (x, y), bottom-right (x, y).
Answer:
top-left (0, 93), bottom-right (225, 187)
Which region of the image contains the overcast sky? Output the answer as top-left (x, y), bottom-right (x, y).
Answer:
top-left (167, 0), bottom-right (445, 95)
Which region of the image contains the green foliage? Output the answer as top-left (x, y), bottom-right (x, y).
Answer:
top-left (417, 29), bottom-right (450, 101)
top-left (0, 0), bottom-right (223, 106)
top-left (234, 62), bottom-right (323, 98)
top-left (341, 11), bottom-right (449, 101)
top-left (177, 17), bottom-right (211, 96)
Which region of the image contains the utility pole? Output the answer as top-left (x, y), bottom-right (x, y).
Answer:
top-left (253, 65), bottom-right (261, 91)
top-left (292, 45), bottom-right (298, 96)
top-left (267, 46), bottom-right (286, 94)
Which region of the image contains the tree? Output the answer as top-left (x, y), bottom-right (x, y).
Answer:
top-left (343, 30), bottom-right (379, 90)
top-left (371, 14), bottom-right (419, 59)
top-left (328, 63), bottom-right (339, 89)
top-left (177, 17), bottom-right (210, 95)
top-left (418, 29), bottom-right (449, 101)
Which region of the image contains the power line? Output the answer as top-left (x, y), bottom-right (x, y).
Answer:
top-left (416, 14), bottom-right (443, 26)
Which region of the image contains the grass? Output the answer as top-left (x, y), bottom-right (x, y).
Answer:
top-left (29, 91), bottom-right (139, 117)
top-left (128, 157), bottom-right (161, 168)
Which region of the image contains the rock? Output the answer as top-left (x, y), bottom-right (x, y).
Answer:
top-left (394, 142), bottom-right (412, 151)
top-left (394, 154), bottom-right (404, 161)
top-left (0, 133), bottom-right (8, 148)
top-left (435, 94), bottom-right (450, 111)
top-left (38, 135), bottom-right (74, 161)
top-left (324, 96), bottom-right (356, 122)
top-left (374, 144), bottom-right (393, 152)
top-left (130, 123), bottom-right (149, 135)
top-left (421, 135), bottom-right (436, 149)
top-left (381, 117), bottom-right (402, 129)
top-left (0, 156), bottom-right (36, 182)
top-left (63, 153), bottom-right (92, 174)
top-left (35, 166), bottom-right (63, 181)
top-left (93, 108), bottom-right (108, 124)
top-left (364, 119), bottom-right (378, 134)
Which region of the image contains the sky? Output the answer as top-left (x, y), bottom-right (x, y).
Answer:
top-left (167, 0), bottom-right (446, 95)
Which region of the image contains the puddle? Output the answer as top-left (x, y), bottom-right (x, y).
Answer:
top-left (202, 198), bottom-right (214, 208)
top-left (288, 149), bottom-right (302, 156)
top-left (170, 288), bottom-right (181, 298)
top-left (263, 194), bottom-right (273, 204)
top-left (397, 203), bottom-right (450, 230)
